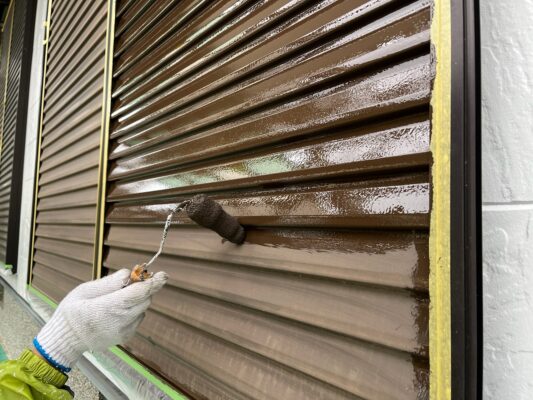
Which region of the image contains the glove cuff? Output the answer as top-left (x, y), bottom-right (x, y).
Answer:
top-left (36, 312), bottom-right (83, 371)
top-left (19, 348), bottom-right (69, 386)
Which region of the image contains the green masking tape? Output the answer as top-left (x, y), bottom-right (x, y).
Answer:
top-left (110, 347), bottom-right (188, 400)
top-left (27, 285), bottom-right (58, 309)
top-left (27, 285), bottom-right (187, 399)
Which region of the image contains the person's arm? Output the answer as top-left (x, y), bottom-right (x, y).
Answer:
top-left (0, 269), bottom-right (167, 399)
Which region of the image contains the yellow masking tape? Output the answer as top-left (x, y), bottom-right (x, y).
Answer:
top-left (429, 0), bottom-right (452, 399)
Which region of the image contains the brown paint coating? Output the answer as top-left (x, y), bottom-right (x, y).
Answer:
top-left (108, 116), bottom-right (430, 199)
top-left (114, 0), bottom-right (210, 67)
top-left (112, 0), bottom-right (365, 116)
top-left (115, 0), bottom-right (181, 57)
top-left (110, 55), bottom-right (432, 179)
top-left (108, 176), bottom-right (430, 229)
top-left (110, 17), bottom-right (430, 162)
top-left (106, 226), bottom-right (429, 291)
top-left (114, 0), bottom-right (313, 109)
top-left (112, 3), bottom-right (430, 139)
top-left (113, 0), bottom-right (253, 93)
top-left (106, 1), bottom-right (432, 398)
top-left (115, 0), bottom-right (153, 37)
top-left (116, 0), bottom-right (135, 18)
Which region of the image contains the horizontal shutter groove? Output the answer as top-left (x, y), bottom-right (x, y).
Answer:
top-left (45, 51), bottom-right (106, 111)
top-left (114, 0), bottom-right (310, 101)
top-left (46, 1), bottom-right (92, 62)
top-left (33, 264), bottom-right (84, 303)
top-left (40, 134), bottom-right (101, 173)
top-left (116, 0), bottom-right (137, 19)
top-left (43, 66), bottom-right (105, 125)
top-left (43, 81), bottom-right (104, 130)
top-left (45, 23), bottom-right (106, 99)
top-left (114, 0), bottom-right (210, 75)
top-left (115, 0), bottom-right (156, 37)
top-left (34, 250), bottom-right (93, 282)
top-left (114, 0), bottom-right (181, 58)
top-left (46, 0), bottom-right (106, 77)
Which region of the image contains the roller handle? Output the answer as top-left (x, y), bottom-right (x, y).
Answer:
top-left (186, 195), bottom-right (246, 244)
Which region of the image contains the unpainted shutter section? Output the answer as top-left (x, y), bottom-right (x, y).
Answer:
top-left (107, 1), bottom-right (433, 399)
top-left (0, 3), bottom-right (14, 261)
top-left (31, 0), bottom-right (108, 301)
top-left (0, 0), bottom-right (35, 265)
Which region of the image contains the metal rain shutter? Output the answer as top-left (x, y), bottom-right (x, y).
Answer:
top-left (107, 1), bottom-right (433, 399)
top-left (31, 0), bottom-right (108, 301)
top-left (0, 0), bottom-right (35, 266)
top-left (0, 3), bottom-right (14, 261)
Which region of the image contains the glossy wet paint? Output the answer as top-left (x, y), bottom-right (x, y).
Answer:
top-left (106, 0), bottom-right (434, 398)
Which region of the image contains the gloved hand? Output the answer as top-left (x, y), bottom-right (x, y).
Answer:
top-left (33, 269), bottom-right (167, 373)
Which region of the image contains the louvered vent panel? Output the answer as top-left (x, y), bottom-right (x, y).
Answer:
top-left (0, 3), bottom-right (14, 261)
top-left (107, 1), bottom-right (433, 398)
top-left (31, 0), bottom-right (108, 301)
top-left (0, 0), bottom-right (35, 265)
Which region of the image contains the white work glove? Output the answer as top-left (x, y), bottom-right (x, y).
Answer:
top-left (33, 269), bottom-right (167, 372)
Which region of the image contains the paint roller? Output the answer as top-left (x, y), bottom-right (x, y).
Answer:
top-left (124, 195), bottom-right (246, 286)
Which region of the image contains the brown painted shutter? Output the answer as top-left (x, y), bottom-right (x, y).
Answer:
top-left (0, 0), bottom-right (36, 266)
top-left (108, 1), bottom-right (432, 399)
top-left (0, 3), bottom-right (15, 261)
top-left (31, 0), bottom-right (108, 301)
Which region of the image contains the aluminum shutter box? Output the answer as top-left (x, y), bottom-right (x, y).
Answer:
top-left (31, 0), bottom-right (109, 301)
top-left (107, 0), bottom-right (433, 398)
top-left (0, 0), bottom-right (36, 266)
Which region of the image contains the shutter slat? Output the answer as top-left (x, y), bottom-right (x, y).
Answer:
top-left (33, 264), bottom-right (82, 303)
top-left (34, 250), bottom-right (93, 282)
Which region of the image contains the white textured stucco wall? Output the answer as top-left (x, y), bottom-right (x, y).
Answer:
top-left (482, 0), bottom-right (533, 399)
